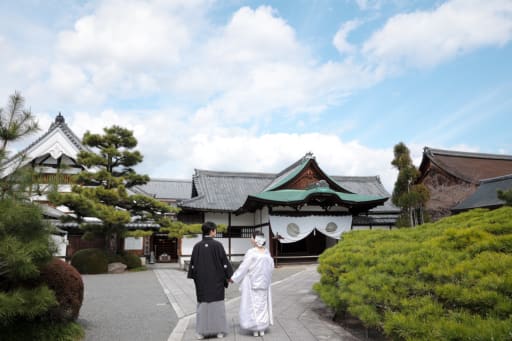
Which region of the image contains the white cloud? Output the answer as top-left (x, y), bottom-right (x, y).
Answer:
top-left (63, 108), bottom-right (398, 192)
top-left (57, 0), bottom-right (192, 67)
top-left (362, 0), bottom-right (512, 70)
top-left (333, 19), bottom-right (362, 55)
top-left (355, 0), bottom-right (382, 11)
top-left (176, 6), bottom-right (379, 125)
top-left (160, 131), bottom-right (398, 192)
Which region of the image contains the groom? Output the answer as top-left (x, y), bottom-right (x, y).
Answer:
top-left (187, 221), bottom-right (233, 339)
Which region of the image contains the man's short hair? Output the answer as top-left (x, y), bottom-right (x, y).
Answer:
top-left (202, 221), bottom-right (217, 236)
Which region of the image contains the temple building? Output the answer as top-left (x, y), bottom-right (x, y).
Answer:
top-left (176, 152), bottom-right (399, 266)
top-left (2, 113), bottom-right (400, 264)
top-left (417, 147), bottom-right (512, 220)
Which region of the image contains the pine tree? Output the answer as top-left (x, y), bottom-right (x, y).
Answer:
top-left (391, 142), bottom-right (429, 226)
top-left (0, 92), bottom-right (58, 333)
top-left (49, 125), bottom-right (179, 253)
top-left (0, 92), bottom-right (40, 199)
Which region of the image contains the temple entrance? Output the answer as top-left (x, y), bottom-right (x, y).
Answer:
top-left (273, 230), bottom-right (326, 264)
top-left (152, 233), bottom-right (178, 262)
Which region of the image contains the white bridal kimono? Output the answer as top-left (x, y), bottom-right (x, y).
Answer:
top-left (231, 247), bottom-right (274, 332)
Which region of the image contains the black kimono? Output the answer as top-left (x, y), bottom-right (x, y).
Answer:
top-left (187, 236), bottom-right (234, 336)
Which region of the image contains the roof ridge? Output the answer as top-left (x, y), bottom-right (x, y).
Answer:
top-left (194, 169), bottom-right (276, 178)
top-left (480, 173), bottom-right (512, 183)
top-left (425, 147), bottom-right (512, 160)
top-left (147, 178), bottom-right (191, 182)
top-left (331, 175), bottom-right (379, 180)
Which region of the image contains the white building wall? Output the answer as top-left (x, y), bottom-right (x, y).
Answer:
top-left (231, 212), bottom-right (254, 225)
top-left (180, 234), bottom-right (253, 268)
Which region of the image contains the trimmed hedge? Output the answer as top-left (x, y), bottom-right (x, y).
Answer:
top-left (40, 257), bottom-right (84, 321)
top-left (314, 207), bottom-right (512, 340)
top-left (71, 248), bottom-right (108, 274)
top-left (122, 252), bottom-right (142, 269)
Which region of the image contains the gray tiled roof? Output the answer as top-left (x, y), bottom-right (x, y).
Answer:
top-left (180, 167), bottom-right (399, 214)
top-left (332, 176), bottom-right (399, 213)
top-left (131, 178), bottom-right (192, 201)
top-left (452, 174), bottom-right (512, 212)
top-left (180, 170), bottom-right (276, 211)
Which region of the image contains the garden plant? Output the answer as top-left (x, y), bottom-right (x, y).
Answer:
top-left (315, 207), bottom-right (512, 340)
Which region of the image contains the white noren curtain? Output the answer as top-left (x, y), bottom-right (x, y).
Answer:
top-left (269, 215), bottom-right (352, 243)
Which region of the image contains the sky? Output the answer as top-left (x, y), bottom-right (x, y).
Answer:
top-left (1, 0), bottom-right (511, 192)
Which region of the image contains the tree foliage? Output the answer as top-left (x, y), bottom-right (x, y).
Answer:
top-left (0, 92), bottom-right (40, 199)
top-left (497, 188), bottom-right (512, 206)
top-left (49, 125), bottom-right (179, 252)
top-left (314, 207), bottom-right (512, 340)
top-left (391, 142), bottom-right (429, 226)
top-left (0, 92), bottom-right (83, 340)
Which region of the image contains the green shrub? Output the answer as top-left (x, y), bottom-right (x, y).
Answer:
top-left (39, 257), bottom-right (84, 321)
top-left (0, 320), bottom-right (84, 341)
top-left (314, 207), bottom-right (512, 340)
top-left (70, 248), bottom-right (108, 274)
top-left (106, 252), bottom-right (125, 264)
top-left (122, 252), bottom-right (142, 269)
top-left (0, 200), bottom-right (58, 327)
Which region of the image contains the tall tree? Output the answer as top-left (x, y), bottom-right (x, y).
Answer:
top-left (391, 142), bottom-right (430, 226)
top-left (0, 92), bottom-right (40, 199)
top-left (0, 92), bottom-right (66, 337)
top-left (49, 125), bottom-right (178, 253)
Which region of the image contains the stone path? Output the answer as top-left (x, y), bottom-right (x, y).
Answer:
top-left (155, 264), bottom-right (361, 341)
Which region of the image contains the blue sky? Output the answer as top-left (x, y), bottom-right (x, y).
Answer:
top-left (1, 0), bottom-right (511, 192)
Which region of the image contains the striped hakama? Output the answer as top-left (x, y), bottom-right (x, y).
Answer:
top-left (196, 300), bottom-right (229, 336)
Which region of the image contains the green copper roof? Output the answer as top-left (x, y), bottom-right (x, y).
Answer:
top-left (249, 187), bottom-right (386, 204)
top-left (264, 158), bottom-right (309, 191)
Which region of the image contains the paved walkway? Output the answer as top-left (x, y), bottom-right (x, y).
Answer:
top-left (154, 264), bottom-right (361, 341)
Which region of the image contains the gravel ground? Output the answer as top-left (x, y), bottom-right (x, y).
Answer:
top-left (79, 270), bottom-right (178, 341)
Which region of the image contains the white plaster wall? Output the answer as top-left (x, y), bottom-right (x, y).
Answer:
top-left (180, 235), bottom-right (253, 268)
top-left (205, 212), bottom-right (229, 224)
top-left (231, 212), bottom-right (254, 225)
top-left (181, 235), bottom-right (252, 256)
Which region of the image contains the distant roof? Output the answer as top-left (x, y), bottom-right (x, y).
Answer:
top-left (419, 147), bottom-right (512, 184)
top-left (452, 174), bottom-right (512, 212)
top-left (262, 152), bottom-right (349, 193)
top-left (6, 113), bottom-right (85, 164)
top-left (241, 186), bottom-right (387, 213)
top-left (2, 113), bottom-right (87, 177)
top-left (180, 155), bottom-right (399, 214)
top-left (332, 176), bottom-right (397, 213)
top-left (131, 178), bottom-right (192, 201)
top-left (180, 170), bottom-right (276, 211)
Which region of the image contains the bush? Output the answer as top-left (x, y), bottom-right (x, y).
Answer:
top-left (106, 252), bottom-right (125, 264)
top-left (70, 248), bottom-right (108, 274)
top-left (40, 258), bottom-right (84, 321)
top-left (122, 252), bottom-right (142, 269)
top-left (0, 320), bottom-right (84, 341)
top-left (314, 207), bottom-right (512, 340)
